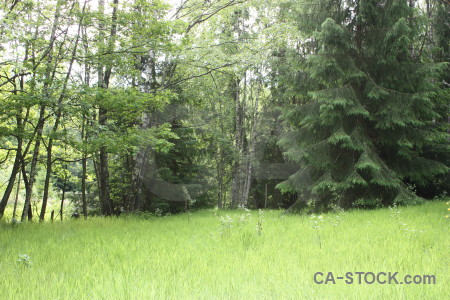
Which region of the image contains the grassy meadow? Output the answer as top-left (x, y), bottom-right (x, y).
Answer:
top-left (0, 200), bottom-right (449, 299)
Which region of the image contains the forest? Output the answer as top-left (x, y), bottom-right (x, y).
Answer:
top-left (0, 1), bottom-right (449, 299)
top-left (0, 0), bottom-right (448, 221)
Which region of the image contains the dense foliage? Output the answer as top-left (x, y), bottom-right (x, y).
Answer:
top-left (278, 0), bottom-right (449, 211)
top-left (0, 0), bottom-right (448, 219)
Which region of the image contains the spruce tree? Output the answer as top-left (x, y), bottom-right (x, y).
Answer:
top-left (279, 0), bottom-right (449, 211)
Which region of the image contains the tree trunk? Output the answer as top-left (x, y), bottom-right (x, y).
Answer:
top-left (40, 137), bottom-right (53, 221)
top-left (0, 66), bottom-right (28, 219)
top-left (0, 144), bottom-right (22, 218)
top-left (98, 133), bottom-right (112, 215)
top-left (241, 83), bottom-right (260, 207)
top-left (21, 106), bottom-right (45, 222)
top-left (60, 168), bottom-right (67, 222)
top-left (22, 0), bottom-right (62, 222)
top-left (231, 78), bottom-right (244, 208)
top-left (81, 14), bottom-right (90, 219)
top-left (40, 0), bottom-right (86, 221)
top-left (95, 0), bottom-right (119, 216)
top-left (216, 150), bottom-right (224, 209)
top-left (12, 170), bottom-right (21, 220)
top-left (19, 153), bottom-right (30, 221)
top-left (81, 115), bottom-right (88, 218)
top-left (132, 48), bottom-right (158, 211)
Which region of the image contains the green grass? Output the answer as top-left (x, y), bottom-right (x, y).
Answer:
top-left (1, 200), bottom-right (449, 299)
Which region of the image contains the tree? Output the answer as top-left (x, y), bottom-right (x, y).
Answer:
top-left (278, 0), bottom-right (449, 211)
top-left (0, 0), bottom-right (73, 220)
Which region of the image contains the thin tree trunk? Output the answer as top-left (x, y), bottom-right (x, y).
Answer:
top-left (98, 113), bottom-right (112, 215)
top-left (81, 13), bottom-right (90, 219)
top-left (264, 182), bottom-right (268, 209)
top-left (96, 0), bottom-right (118, 216)
top-left (12, 170), bottom-right (21, 221)
top-left (0, 8), bottom-right (35, 220)
top-left (241, 83), bottom-right (259, 207)
top-left (81, 115), bottom-right (88, 218)
top-left (0, 57), bottom-right (33, 220)
top-left (132, 49), bottom-right (158, 211)
top-left (231, 78), bottom-right (244, 208)
top-left (132, 111), bottom-right (152, 211)
top-left (0, 145), bottom-right (21, 218)
top-left (40, 138), bottom-right (53, 221)
top-left (22, 0), bottom-right (62, 222)
top-left (93, 155), bottom-right (102, 204)
top-left (217, 151), bottom-right (223, 209)
top-left (0, 49), bottom-right (28, 219)
top-left (19, 153), bottom-right (30, 221)
top-left (40, 0), bottom-right (86, 221)
top-left (21, 106), bottom-right (45, 221)
top-left (210, 73), bottom-right (225, 209)
top-left (60, 168), bottom-right (67, 222)
top-left (231, 14), bottom-right (247, 208)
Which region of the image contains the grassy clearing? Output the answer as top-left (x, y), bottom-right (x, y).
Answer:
top-left (1, 200), bottom-right (449, 299)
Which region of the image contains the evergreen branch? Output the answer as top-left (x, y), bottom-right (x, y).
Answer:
top-left (365, 73), bottom-right (415, 96)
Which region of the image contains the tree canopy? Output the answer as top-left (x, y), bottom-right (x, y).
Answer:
top-left (0, 0), bottom-right (448, 219)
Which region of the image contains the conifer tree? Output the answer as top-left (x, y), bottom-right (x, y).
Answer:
top-left (279, 0), bottom-right (449, 211)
